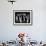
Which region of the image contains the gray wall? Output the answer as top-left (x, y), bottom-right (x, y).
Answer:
top-left (0, 0), bottom-right (46, 42)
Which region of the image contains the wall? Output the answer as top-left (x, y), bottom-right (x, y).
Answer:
top-left (0, 0), bottom-right (46, 42)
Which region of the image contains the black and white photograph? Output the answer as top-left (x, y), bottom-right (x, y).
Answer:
top-left (13, 10), bottom-right (32, 25)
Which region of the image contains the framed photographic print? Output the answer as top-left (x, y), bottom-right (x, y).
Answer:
top-left (13, 10), bottom-right (33, 25)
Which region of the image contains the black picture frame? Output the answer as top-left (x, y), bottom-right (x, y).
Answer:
top-left (13, 10), bottom-right (33, 26)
